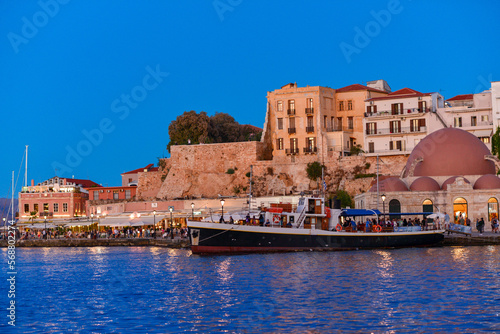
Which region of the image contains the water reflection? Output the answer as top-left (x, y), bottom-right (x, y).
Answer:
top-left (8, 246), bottom-right (500, 333)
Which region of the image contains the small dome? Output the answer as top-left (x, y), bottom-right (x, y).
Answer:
top-left (442, 176), bottom-right (470, 190)
top-left (410, 177), bottom-right (441, 191)
top-left (473, 174), bottom-right (500, 189)
top-left (402, 128), bottom-right (495, 177)
top-left (369, 177), bottom-right (408, 192)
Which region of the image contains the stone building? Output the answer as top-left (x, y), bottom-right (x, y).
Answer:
top-left (355, 128), bottom-right (500, 230)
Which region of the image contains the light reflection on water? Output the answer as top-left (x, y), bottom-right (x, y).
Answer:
top-left (0, 246), bottom-right (499, 333)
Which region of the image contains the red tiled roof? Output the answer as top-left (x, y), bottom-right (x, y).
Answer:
top-left (447, 94), bottom-right (473, 101)
top-left (64, 178), bottom-right (100, 188)
top-left (366, 87), bottom-right (433, 101)
top-left (121, 164), bottom-right (155, 175)
top-left (336, 84), bottom-right (388, 94)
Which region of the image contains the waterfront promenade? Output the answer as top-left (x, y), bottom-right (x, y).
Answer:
top-left (1, 232), bottom-right (499, 248)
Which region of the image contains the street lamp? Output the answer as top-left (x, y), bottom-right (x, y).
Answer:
top-left (191, 203), bottom-right (195, 220)
top-left (44, 215), bottom-right (47, 239)
top-left (381, 194), bottom-right (386, 222)
top-left (169, 207), bottom-right (174, 239)
top-left (220, 199), bottom-right (225, 223)
top-left (153, 210), bottom-right (156, 239)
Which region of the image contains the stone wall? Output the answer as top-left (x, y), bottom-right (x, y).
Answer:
top-left (143, 140), bottom-right (408, 201)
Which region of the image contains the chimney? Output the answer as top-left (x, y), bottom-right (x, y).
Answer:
top-left (31, 179), bottom-right (34, 186)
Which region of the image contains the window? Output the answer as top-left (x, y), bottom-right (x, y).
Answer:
top-left (93, 191), bottom-right (99, 200)
top-left (391, 103), bottom-right (403, 115)
top-left (306, 116), bottom-right (314, 132)
top-left (454, 117), bottom-right (462, 127)
top-left (480, 137), bottom-right (490, 144)
top-left (423, 199), bottom-right (433, 218)
top-left (43, 203), bottom-right (49, 212)
top-left (347, 117), bottom-right (353, 129)
top-left (307, 98), bottom-right (313, 108)
top-left (339, 101), bottom-right (344, 111)
top-left (24, 204), bottom-right (29, 213)
top-left (54, 203), bottom-right (59, 213)
top-left (323, 116), bottom-right (327, 128)
top-left (277, 101), bottom-right (283, 112)
top-left (288, 100), bottom-right (295, 112)
top-left (389, 140), bottom-right (403, 151)
top-left (366, 105), bottom-right (377, 114)
top-left (418, 101), bottom-right (427, 112)
top-left (366, 122), bottom-right (377, 135)
top-left (125, 189), bottom-right (131, 199)
top-left (453, 197), bottom-right (467, 223)
top-left (347, 100), bottom-right (353, 110)
top-left (128, 178), bottom-right (132, 183)
top-left (389, 199), bottom-right (401, 220)
top-left (63, 203), bottom-right (68, 213)
top-left (410, 119), bottom-right (426, 132)
top-left (276, 138), bottom-right (284, 150)
top-left (290, 138), bottom-right (298, 154)
top-left (337, 117), bottom-right (342, 130)
top-left (488, 197), bottom-right (498, 222)
top-left (113, 190), bottom-right (119, 200)
top-left (34, 203), bottom-right (39, 212)
top-left (390, 120), bottom-right (401, 133)
top-left (289, 117), bottom-right (296, 133)
top-left (368, 142), bottom-right (374, 153)
top-left (481, 115), bottom-right (489, 122)
top-left (471, 116), bottom-right (477, 126)
top-left (277, 118), bottom-right (283, 130)
top-left (306, 137), bottom-right (316, 153)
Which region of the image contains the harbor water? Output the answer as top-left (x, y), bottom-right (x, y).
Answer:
top-left (1, 246), bottom-right (499, 333)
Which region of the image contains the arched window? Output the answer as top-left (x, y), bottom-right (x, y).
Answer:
top-left (488, 198), bottom-right (499, 222)
top-left (389, 199), bottom-right (401, 220)
top-left (453, 197), bottom-right (468, 224)
top-left (423, 199), bottom-right (433, 219)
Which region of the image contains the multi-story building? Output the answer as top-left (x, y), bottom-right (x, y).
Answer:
top-left (436, 91), bottom-right (493, 151)
top-left (333, 81), bottom-right (389, 153)
top-left (491, 81), bottom-right (500, 130)
top-left (363, 88), bottom-right (445, 156)
top-left (18, 178), bottom-right (94, 221)
top-left (264, 83), bottom-right (336, 161)
top-left (121, 163), bottom-right (158, 186)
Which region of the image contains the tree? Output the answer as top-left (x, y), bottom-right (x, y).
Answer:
top-left (306, 161), bottom-right (324, 181)
top-left (167, 111), bottom-right (210, 152)
top-left (492, 126), bottom-right (500, 159)
top-left (350, 144), bottom-right (364, 156)
top-left (208, 112), bottom-right (242, 143)
top-left (332, 190), bottom-right (354, 208)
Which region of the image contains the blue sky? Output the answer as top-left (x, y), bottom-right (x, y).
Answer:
top-left (1, 0), bottom-right (499, 198)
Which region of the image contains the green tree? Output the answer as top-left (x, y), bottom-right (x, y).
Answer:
top-left (306, 161), bottom-right (324, 181)
top-left (167, 111), bottom-right (210, 152)
top-left (350, 144), bottom-right (364, 156)
top-left (208, 112), bottom-right (242, 143)
top-left (492, 126), bottom-right (500, 159)
top-left (332, 190), bottom-right (354, 208)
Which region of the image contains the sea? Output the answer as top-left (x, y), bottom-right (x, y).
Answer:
top-left (1, 246), bottom-right (499, 333)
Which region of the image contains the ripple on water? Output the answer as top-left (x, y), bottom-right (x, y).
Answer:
top-left (0, 246), bottom-right (499, 333)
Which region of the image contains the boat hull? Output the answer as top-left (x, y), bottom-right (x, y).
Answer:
top-left (188, 222), bottom-right (445, 254)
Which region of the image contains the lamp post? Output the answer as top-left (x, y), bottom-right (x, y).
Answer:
top-left (169, 207), bottom-right (174, 239)
top-left (153, 210), bottom-right (156, 239)
top-left (91, 213), bottom-right (94, 238)
top-left (44, 215), bottom-right (47, 239)
top-left (220, 199), bottom-right (225, 223)
top-left (191, 203), bottom-right (195, 220)
top-left (96, 215), bottom-right (100, 239)
top-left (381, 194), bottom-right (386, 222)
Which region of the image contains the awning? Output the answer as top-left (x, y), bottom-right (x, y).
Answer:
top-left (385, 212), bottom-right (434, 216)
top-left (341, 209), bottom-right (381, 216)
top-left (473, 129), bottom-right (492, 138)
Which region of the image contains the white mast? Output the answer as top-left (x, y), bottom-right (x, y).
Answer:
top-left (25, 145), bottom-right (28, 188)
top-left (11, 171), bottom-right (14, 224)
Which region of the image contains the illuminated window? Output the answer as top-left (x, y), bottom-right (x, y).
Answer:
top-left (488, 197), bottom-right (498, 222)
top-left (347, 100), bottom-right (353, 110)
top-left (453, 197), bottom-right (467, 223)
top-left (277, 101), bottom-right (283, 112)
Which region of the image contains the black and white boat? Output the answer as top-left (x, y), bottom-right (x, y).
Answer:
top-left (187, 196), bottom-right (445, 254)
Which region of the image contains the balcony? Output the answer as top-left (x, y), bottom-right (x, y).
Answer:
top-left (365, 126), bottom-right (427, 136)
top-left (303, 147), bottom-right (318, 154)
top-left (305, 107), bottom-right (314, 114)
top-left (287, 109), bottom-right (296, 116)
top-left (285, 148), bottom-right (299, 155)
top-left (326, 126), bottom-right (353, 132)
top-left (306, 126), bottom-right (315, 133)
top-left (288, 127), bottom-right (296, 134)
top-left (365, 107), bottom-right (431, 118)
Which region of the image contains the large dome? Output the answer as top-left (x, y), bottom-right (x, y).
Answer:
top-left (473, 174), bottom-right (500, 189)
top-left (402, 128), bottom-right (495, 177)
top-left (369, 177), bottom-right (408, 192)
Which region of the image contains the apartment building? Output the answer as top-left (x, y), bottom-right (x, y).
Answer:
top-left (363, 88), bottom-right (445, 156)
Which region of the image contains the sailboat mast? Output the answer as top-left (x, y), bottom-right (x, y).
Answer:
top-left (11, 171), bottom-right (14, 224)
top-left (25, 145), bottom-right (28, 188)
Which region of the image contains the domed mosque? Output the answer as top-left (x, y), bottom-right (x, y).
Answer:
top-left (356, 128), bottom-right (500, 228)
